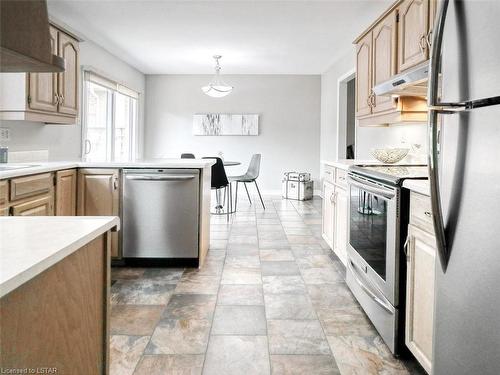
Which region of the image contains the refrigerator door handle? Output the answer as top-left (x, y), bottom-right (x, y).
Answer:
top-left (428, 0), bottom-right (450, 272)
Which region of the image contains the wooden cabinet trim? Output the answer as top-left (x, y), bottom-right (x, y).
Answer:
top-left (10, 173), bottom-right (53, 201)
top-left (0, 180), bottom-right (8, 208)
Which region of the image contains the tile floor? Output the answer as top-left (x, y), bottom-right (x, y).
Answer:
top-left (110, 196), bottom-right (425, 375)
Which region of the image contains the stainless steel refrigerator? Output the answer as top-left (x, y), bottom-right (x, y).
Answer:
top-left (428, 1), bottom-right (500, 374)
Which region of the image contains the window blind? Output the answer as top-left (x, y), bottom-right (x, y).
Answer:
top-left (84, 70), bottom-right (139, 99)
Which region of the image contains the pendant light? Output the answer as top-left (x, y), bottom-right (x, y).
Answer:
top-left (202, 55), bottom-right (233, 98)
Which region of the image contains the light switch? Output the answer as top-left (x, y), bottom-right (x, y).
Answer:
top-left (0, 128), bottom-right (10, 142)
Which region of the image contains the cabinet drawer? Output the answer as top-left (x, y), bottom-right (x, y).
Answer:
top-left (11, 195), bottom-right (53, 216)
top-left (0, 180), bottom-right (8, 207)
top-left (335, 168), bottom-right (347, 188)
top-left (10, 173), bottom-right (52, 201)
top-left (324, 165), bottom-right (335, 183)
top-left (410, 192), bottom-right (433, 233)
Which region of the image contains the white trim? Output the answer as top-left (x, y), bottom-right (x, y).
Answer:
top-left (336, 68), bottom-right (356, 160)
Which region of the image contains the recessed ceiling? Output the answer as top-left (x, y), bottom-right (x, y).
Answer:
top-left (48, 0), bottom-right (392, 75)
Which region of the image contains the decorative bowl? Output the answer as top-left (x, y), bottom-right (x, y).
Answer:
top-left (371, 148), bottom-right (410, 164)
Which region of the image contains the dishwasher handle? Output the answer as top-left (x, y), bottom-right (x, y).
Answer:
top-left (125, 174), bottom-right (197, 181)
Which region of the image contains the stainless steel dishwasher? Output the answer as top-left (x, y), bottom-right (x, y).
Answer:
top-left (122, 169), bottom-right (200, 260)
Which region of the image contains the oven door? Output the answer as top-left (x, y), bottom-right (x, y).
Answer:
top-left (347, 174), bottom-right (400, 306)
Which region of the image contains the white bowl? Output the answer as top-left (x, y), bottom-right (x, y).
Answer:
top-left (371, 148), bottom-right (410, 164)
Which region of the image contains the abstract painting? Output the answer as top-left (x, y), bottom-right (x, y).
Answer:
top-left (193, 114), bottom-right (259, 136)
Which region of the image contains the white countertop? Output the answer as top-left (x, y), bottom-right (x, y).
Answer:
top-left (0, 216), bottom-right (120, 298)
top-left (0, 159), bottom-right (216, 179)
top-left (403, 179), bottom-right (430, 196)
top-left (321, 159), bottom-right (383, 170)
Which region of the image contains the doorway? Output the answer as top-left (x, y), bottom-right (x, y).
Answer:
top-left (337, 69), bottom-right (356, 159)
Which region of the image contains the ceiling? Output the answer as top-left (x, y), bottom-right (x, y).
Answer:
top-left (48, 0), bottom-right (392, 75)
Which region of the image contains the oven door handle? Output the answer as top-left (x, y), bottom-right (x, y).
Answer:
top-left (348, 260), bottom-right (393, 314)
top-left (347, 176), bottom-right (396, 199)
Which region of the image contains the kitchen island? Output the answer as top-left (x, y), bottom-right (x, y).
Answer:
top-left (0, 159), bottom-right (215, 266)
top-left (0, 216), bottom-right (119, 374)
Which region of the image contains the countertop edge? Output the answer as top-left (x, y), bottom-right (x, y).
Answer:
top-left (0, 160), bottom-right (216, 179)
top-left (402, 180), bottom-right (430, 196)
top-left (0, 216), bottom-right (119, 298)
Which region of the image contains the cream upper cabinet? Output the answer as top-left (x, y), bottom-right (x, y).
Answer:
top-left (322, 181), bottom-right (335, 249)
top-left (398, 0), bottom-right (430, 72)
top-left (355, 32), bottom-right (373, 117)
top-left (333, 186), bottom-right (348, 265)
top-left (28, 26), bottom-right (58, 113)
top-left (372, 9), bottom-right (398, 114)
top-left (57, 31), bottom-right (79, 116)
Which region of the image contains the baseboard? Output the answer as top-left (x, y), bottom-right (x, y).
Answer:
top-left (260, 189), bottom-right (322, 197)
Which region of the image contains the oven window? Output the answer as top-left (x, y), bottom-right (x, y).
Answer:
top-left (349, 185), bottom-right (387, 280)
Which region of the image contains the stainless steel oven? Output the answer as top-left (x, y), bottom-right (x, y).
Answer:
top-left (346, 172), bottom-right (401, 354)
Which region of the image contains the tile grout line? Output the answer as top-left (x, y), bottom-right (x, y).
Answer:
top-left (200, 210), bottom-right (231, 374)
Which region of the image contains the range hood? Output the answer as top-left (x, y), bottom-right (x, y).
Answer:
top-left (372, 62), bottom-right (429, 97)
top-left (0, 0), bottom-right (65, 73)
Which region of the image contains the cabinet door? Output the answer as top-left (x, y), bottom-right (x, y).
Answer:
top-left (55, 169), bottom-right (77, 216)
top-left (333, 186), bottom-right (348, 265)
top-left (398, 0), bottom-right (429, 72)
top-left (372, 10), bottom-right (398, 114)
top-left (28, 26), bottom-right (58, 113)
top-left (78, 169), bottom-right (119, 257)
top-left (11, 195), bottom-right (54, 216)
top-left (322, 182), bottom-right (335, 249)
top-left (57, 31), bottom-right (79, 116)
top-left (405, 224), bottom-right (436, 374)
top-left (355, 32), bottom-right (373, 117)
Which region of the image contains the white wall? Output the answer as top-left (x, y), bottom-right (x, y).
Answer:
top-left (144, 75), bottom-right (321, 193)
top-left (320, 50), bottom-right (356, 163)
top-left (0, 39), bottom-right (146, 160)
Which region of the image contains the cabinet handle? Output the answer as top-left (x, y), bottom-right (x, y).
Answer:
top-left (54, 93), bottom-right (59, 105)
top-left (419, 34), bottom-right (427, 53)
top-left (113, 177), bottom-right (119, 190)
top-left (403, 234), bottom-right (410, 257)
top-left (330, 193), bottom-right (335, 203)
top-left (426, 30), bottom-right (433, 49)
top-left (367, 95), bottom-right (372, 108)
top-left (60, 94), bottom-right (64, 104)
top-left (370, 92), bottom-right (376, 107)
top-left (424, 211), bottom-right (432, 217)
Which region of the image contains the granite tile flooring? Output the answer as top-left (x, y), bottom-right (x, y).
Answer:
top-left (110, 196), bottom-right (425, 375)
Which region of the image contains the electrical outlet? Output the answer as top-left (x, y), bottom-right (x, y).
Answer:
top-left (0, 128), bottom-right (10, 142)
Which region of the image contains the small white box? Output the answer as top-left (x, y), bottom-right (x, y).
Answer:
top-left (282, 180), bottom-right (313, 201)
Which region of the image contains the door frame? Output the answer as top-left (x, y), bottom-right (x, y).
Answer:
top-left (336, 68), bottom-right (357, 160)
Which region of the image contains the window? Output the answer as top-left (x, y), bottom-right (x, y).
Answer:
top-left (82, 71), bottom-right (139, 161)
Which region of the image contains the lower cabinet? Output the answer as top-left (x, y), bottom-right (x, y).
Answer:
top-left (333, 186), bottom-right (348, 265)
top-left (77, 169), bottom-right (120, 258)
top-left (405, 192), bottom-right (436, 374)
top-left (0, 232), bottom-right (111, 374)
top-left (10, 195), bottom-right (53, 216)
top-left (322, 172), bottom-right (349, 266)
top-left (55, 169), bottom-right (77, 215)
top-left (322, 181), bottom-right (335, 248)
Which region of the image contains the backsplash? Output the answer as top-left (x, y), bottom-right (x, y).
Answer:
top-left (8, 150), bottom-right (49, 163)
